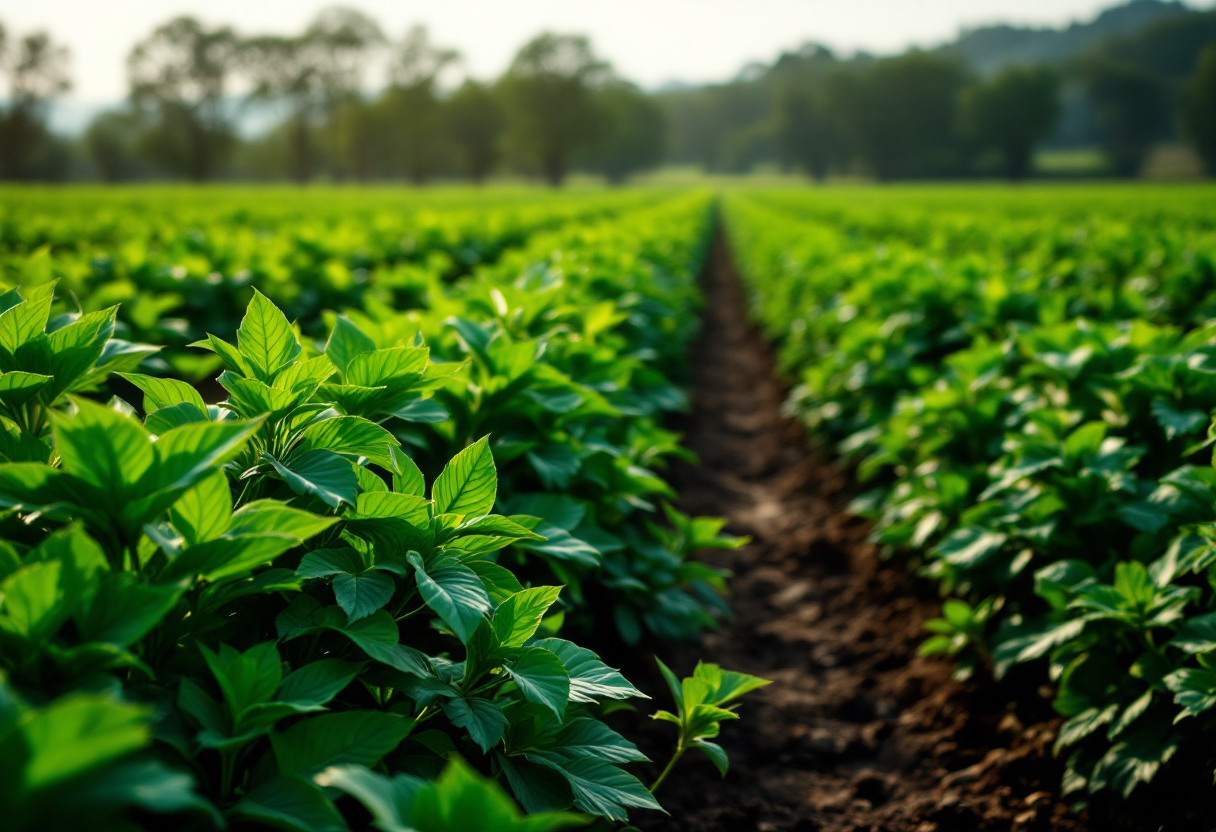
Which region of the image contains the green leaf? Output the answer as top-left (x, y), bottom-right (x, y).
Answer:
top-left (1171, 612), bottom-right (1216, 654)
top-left (237, 289), bottom-right (302, 381)
top-left (408, 552), bottom-right (491, 644)
top-left (201, 642), bottom-right (283, 716)
top-left (493, 587), bottom-right (563, 649)
top-left (1152, 398), bottom-right (1207, 441)
top-left (146, 402), bottom-right (210, 434)
top-left (0, 371), bottom-right (51, 408)
top-left (231, 776), bottom-right (347, 832)
top-left (326, 316), bottom-right (376, 377)
top-left (0, 560), bottom-right (70, 641)
top-left (411, 757), bottom-right (588, 832)
top-left (692, 738), bottom-right (729, 776)
top-left (543, 717), bottom-right (648, 765)
top-left (264, 449), bottom-right (359, 508)
top-left (432, 436), bottom-right (496, 518)
top-left (312, 765), bottom-right (425, 832)
top-left (334, 570), bottom-right (396, 622)
top-left (273, 711), bottom-right (414, 777)
top-left (117, 372), bottom-right (207, 413)
top-left (527, 755), bottom-right (661, 821)
top-left (191, 334), bottom-right (252, 377)
top-left (531, 639), bottom-right (645, 703)
top-left (693, 662), bottom-right (771, 706)
top-left (75, 574), bottom-right (185, 647)
top-left (391, 447), bottom-right (426, 497)
top-left (442, 697), bottom-right (508, 753)
top-left (298, 548), bottom-right (364, 579)
top-left (153, 418), bottom-right (260, 492)
top-left (296, 416), bottom-right (400, 471)
top-left (20, 694), bottom-right (151, 791)
top-left (504, 647), bottom-right (569, 721)
top-left (346, 346), bottom-right (429, 387)
top-left (277, 660), bottom-right (365, 708)
top-left (53, 397), bottom-right (153, 496)
top-left (170, 471), bottom-right (232, 547)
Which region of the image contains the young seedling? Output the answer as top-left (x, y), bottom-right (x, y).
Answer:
top-left (649, 659), bottom-right (771, 792)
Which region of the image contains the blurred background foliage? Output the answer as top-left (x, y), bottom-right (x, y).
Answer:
top-left (2, 0), bottom-right (1216, 184)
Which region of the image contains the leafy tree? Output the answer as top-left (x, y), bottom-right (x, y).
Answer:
top-left (831, 52), bottom-right (969, 180)
top-left (384, 26), bottom-right (458, 184)
top-left (84, 108), bottom-right (149, 182)
top-left (127, 17), bottom-right (239, 181)
top-left (1183, 44), bottom-right (1216, 176)
top-left (0, 26), bottom-right (72, 180)
top-left (774, 81), bottom-right (838, 181)
top-left (959, 65), bottom-right (1061, 180)
top-left (445, 80), bottom-right (505, 183)
top-left (497, 33), bottom-right (610, 186)
top-left (585, 82), bottom-right (665, 184)
top-left (244, 7), bottom-right (385, 183)
top-left (1081, 57), bottom-right (1169, 177)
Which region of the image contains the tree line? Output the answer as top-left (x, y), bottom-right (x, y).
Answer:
top-left (665, 7), bottom-right (1216, 180)
top-left (2, 4), bottom-right (1216, 183)
top-left (3, 9), bottom-right (663, 185)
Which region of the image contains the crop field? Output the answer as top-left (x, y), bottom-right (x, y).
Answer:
top-left (2, 182), bottom-right (1216, 832)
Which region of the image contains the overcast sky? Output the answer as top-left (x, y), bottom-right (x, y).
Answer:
top-left (7, 0), bottom-right (1215, 106)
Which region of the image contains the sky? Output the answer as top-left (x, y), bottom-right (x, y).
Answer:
top-left (5, 0), bottom-right (1214, 130)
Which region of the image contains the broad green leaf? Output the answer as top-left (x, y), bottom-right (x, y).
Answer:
top-left (1171, 612), bottom-right (1216, 654)
top-left (145, 402), bottom-right (210, 434)
top-left (154, 418), bottom-right (260, 492)
top-left (411, 757), bottom-right (588, 832)
top-left (493, 587), bottom-right (563, 649)
top-left (298, 548), bottom-right (364, 579)
top-left (0, 560), bottom-right (70, 641)
top-left (53, 398), bottom-right (153, 496)
top-left (391, 447), bottom-right (426, 497)
top-left (296, 416), bottom-right (400, 471)
top-left (312, 765), bottom-right (425, 832)
top-left (0, 371), bottom-right (51, 408)
top-left (527, 755), bottom-right (660, 821)
top-left (170, 471), bottom-right (232, 547)
top-left (201, 642), bottom-right (283, 716)
top-left (264, 449), bottom-right (359, 508)
top-left (442, 697), bottom-right (508, 753)
top-left (432, 436), bottom-right (496, 518)
top-left (76, 574), bottom-right (185, 647)
top-left (118, 372), bottom-right (207, 413)
top-left (190, 334), bottom-right (251, 377)
top-left (504, 647), bottom-right (569, 721)
top-left (231, 776), bottom-right (347, 832)
top-left (272, 711), bottom-right (414, 776)
top-left (408, 552), bottom-right (491, 644)
top-left (20, 694), bottom-right (151, 791)
top-left (237, 289), bottom-right (302, 381)
top-left (326, 316), bottom-right (376, 377)
top-left (277, 660), bottom-right (365, 708)
top-left (334, 570), bottom-right (396, 621)
top-left (544, 717), bottom-right (648, 765)
top-left (346, 346), bottom-right (429, 387)
top-left (531, 639), bottom-right (645, 703)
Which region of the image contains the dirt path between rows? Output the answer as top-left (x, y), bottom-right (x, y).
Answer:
top-left (627, 232), bottom-right (1091, 832)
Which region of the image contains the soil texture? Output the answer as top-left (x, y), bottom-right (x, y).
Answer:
top-left (624, 232), bottom-right (1093, 832)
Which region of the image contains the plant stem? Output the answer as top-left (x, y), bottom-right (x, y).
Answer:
top-left (220, 749), bottom-right (236, 802)
top-left (649, 741), bottom-right (685, 794)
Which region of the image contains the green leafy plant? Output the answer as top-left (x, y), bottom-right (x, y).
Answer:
top-left (649, 660), bottom-right (770, 792)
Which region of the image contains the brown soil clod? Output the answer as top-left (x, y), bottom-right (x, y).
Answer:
top-left (627, 230), bottom-right (1089, 832)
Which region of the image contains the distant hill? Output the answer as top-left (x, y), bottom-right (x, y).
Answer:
top-left (937, 0), bottom-right (1193, 73)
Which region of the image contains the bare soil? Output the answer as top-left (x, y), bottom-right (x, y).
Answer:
top-left (621, 234), bottom-right (1094, 832)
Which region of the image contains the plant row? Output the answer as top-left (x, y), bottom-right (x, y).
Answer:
top-left (724, 187), bottom-right (1216, 802)
top-left (0, 187), bottom-right (661, 381)
top-left (0, 191), bottom-right (766, 831)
